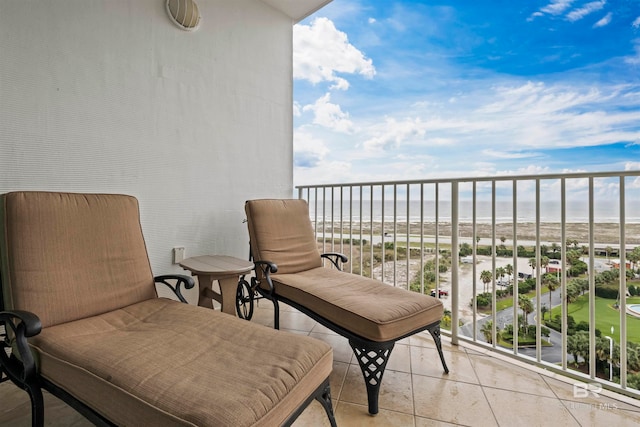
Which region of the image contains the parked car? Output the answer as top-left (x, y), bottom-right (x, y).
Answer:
top-left (430, 289), bottom-right (449, 298)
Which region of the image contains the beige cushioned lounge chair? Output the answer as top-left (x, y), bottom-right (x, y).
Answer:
top-left (0, 191), bottom-right (336, 426)
top-left (245, 198), bottom-right (449, 415)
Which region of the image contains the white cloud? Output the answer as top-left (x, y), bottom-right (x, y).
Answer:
top-left (633, 16), bottom-right (640, 28)
top-left (482, 149), bottom-right (541, 159)
top-left (293, 17), bottom-right (376, 91)
top-left (542, 0), bottom-right (575, 15)
top-left (566, 1), bottom-right (606, 22)
top-left (529, 0), bottom-right (575, 20)
top-left (309, 81), bottom-right (640, 185)
top-left (294, 159), bottom-right (354, 185)
top-left (362, 117), bottom-right (427, 152)
top-left (478, 81), bottom-right (605, 116)
top-left (626, 162), bottom-right (640, 170)
top-left (625, 40), bottom-right (640, 65)
top-left (293, 130), bottom-right (329, 168)
top-left (470, 82), bottom-right (640, 149)
top-left (593, 12), bottom-right (612, 28)
top-left (358, 81), bottom-right (640, 157)
top-left (530, 0), bottom-right (610, 24)
top-left (302, 93), bottom-right (355, 133)
top-left (527, 12), bottom-right (544, 21)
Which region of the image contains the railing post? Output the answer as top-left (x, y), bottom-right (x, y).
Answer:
top-left (588, 177), bottom-right (596, 379)
top-left (535, 179), bottom-right (542, 362)
top-left (620, 176), bottom-right (627, 388)
top-left (451, 181), bottom-right (459, 345)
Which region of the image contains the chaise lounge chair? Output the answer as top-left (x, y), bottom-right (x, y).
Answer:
top-left (0, 191), bottom-right (337, 426)
top-left (244, 198), bottom-right (449, 415)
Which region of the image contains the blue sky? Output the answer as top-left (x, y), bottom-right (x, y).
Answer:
top-left (292, 0), bottom-right (640, 186)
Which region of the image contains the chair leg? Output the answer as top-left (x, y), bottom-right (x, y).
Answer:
top-left (315, 379), bottom-right (337, 427)
top-left (427, 323), bottom-right (450, 374)
top-left (27, 383), bottom-right (44, 427)
top-left (1, 362), bottom-right (44, 427)
top-left (349, 340), bottom-right (394, 415)
top-left (272, 299), bottom-right (280, 330)
top-left (257, 290), bottom-right (281, 330)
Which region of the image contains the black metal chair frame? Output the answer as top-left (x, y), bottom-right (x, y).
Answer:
top-left (250, 252), bottom-right (450, 415)
top-left (1, 275), bottom-right (337, 427)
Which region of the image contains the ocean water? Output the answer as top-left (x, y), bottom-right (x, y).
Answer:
top-left (307, 199), bottom-right (640, 224)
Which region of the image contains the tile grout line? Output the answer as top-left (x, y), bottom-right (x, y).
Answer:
top-left (409, 341), bottom-right (417, 426)
top-left (468, 347), bottom-right (502, 427)
top-left (538, 374), bottom-right (584, 427)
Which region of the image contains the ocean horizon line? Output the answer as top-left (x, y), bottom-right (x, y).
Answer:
top-left (311, 216), bottom-right (640, 224)
top-left (307, 199), bottom-right (640, 224)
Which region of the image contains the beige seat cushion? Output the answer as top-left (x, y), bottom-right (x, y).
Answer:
top-left (270, 267), bottom-right (444, 342)
top-left (1, 192), bottom-right (157, 328)
top-left (30, 298), bottom-right (333, 427)
top-left (245, 199), bottom-right (323, 274)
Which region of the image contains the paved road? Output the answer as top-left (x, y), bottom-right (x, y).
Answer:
top-left (459, 287), bottom-right (569, 363)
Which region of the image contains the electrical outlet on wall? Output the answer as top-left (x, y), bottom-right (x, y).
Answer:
top-left (173, 247), bottom-right (185, 264)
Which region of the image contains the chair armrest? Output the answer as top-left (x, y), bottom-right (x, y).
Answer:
top-left (251, 260), bottom-right (278, 295)
top-left (0, 310), bottom-right (41, 385)
top-left (154, 274), bottom-right (195, 304)
top-left (321, 252), bottom-right (348, 270)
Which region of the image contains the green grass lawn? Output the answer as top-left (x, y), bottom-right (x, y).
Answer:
top-left (479, 287), bottom-right (546, 313)
top-left (550, 296), bottom-right (640, 344)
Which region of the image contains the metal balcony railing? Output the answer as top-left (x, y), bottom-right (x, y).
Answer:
top-left (297, 170), bottom-right (640, 400)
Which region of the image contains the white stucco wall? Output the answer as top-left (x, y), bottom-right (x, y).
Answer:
top-left (0, 0), bottom-right (294, 300)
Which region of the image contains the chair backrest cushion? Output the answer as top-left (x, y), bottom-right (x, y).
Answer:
top-left (245, 199), bottom-right (322, 274)
top-left (0, 191), bottom-right (157, 328)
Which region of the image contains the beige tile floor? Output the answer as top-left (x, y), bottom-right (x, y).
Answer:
top-left (2, 301), bottom-right (640, 426)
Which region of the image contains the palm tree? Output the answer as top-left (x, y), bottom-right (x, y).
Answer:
top-left (518, 294), bottom-right (534, 331)
top-left (528, 257), bottom-right (537, 276)
top-left (550, 242), bottom-right (559, 254)
top-left (566, 249), bottom-right (582, 267)
top-left (568, 331), bottom-right (589, 366)
top-left (605, 246), bottom-right (613, 263)
top-left (541, 273), bottom-right (559, 319)
top-left (541, 305), bottom-right (548, 321)
top-left (577, 278), bottom-right (589, 295)
top-left (627, 345), bottom-right (640, 372)
top-left (541, 256), bottom-right (550, 273)
top-left (565, 238), bottom-right (579, 250)
top-left (496, 266), bottom-right (506, 285)
top-left (628, 247), bottom-right (640, 270)
top-left (504, 263), bottom-right (513, 284)
top-left (566, 281), bottom-right (581, 304)
top-left (595, 337), bottom-right (619, 377)
top-left (480, 320), bottom-right (494, 344)
top-left (480, 270), bottom-right (492, 294)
